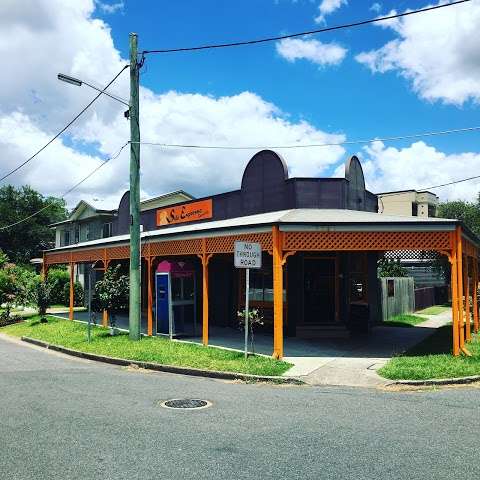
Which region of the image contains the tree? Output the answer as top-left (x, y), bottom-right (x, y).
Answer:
top-left (35, 280), bottom-right (51, 321)
top-left (94, 265), bottom-right (129, 333)
top-left (378, 258), bottom-right (408, 277)
top-left (0, 185), bottom-right (68, 265)
top-left (438, 196), bottom-right (480, 238)
top-left (0, 264), bottom-right (18, 318)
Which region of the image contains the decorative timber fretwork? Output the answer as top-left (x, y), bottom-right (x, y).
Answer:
top-left (283, 231), bottom-right (452, 252)
top-left (205, 232), bottom-right (272, 254)
top-left (43, 229), bottom-right (478, 267)
top-left (149, 238), bottom-right (203, 257)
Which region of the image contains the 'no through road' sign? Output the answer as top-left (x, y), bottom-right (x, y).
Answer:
top-left (234, 241), bottom-right (262, 269)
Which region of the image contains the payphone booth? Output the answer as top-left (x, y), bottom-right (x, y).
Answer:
top-left (155, 260), bottom-right (197, 337)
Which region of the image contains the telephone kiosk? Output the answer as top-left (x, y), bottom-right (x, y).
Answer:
top-left (155, 260), bottom-right (197, 337)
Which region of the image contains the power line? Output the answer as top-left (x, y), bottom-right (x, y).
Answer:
top-left (141, 0), bottom-right (470, 54)
top-left (0, 142), bottom-right (129, 231)
top-left (378, 175), bottom-right (480, 199)
top-left (0, 64), bottom-right (129, 183)
top-left (132, 124), bottom-right (480, 150)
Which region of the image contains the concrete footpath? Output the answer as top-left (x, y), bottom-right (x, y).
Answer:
top-left (296, 310), bottom-right (452, 387)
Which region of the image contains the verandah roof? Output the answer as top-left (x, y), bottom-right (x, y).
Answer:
top-left (45, 208), bottom-right (474, 253)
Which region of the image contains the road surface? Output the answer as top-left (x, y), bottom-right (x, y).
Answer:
top-left (1, 335), bottom-right (479, 480)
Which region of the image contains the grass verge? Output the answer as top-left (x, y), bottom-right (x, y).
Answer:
top-left (382, 314), bottom-right (427, 328)
top-left (415, 305), bottom-right (450, 315)
top-left (1, 316), bottom-right (292, 377)
top-left (379, 325), bottom-right (480, 380)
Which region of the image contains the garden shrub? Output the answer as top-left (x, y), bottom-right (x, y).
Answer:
top-left (62, 281), bottom-right (85, 307)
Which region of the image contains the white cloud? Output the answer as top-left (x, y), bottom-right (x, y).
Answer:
top-left (0, 0), bottom-right (346, 209)
top-left (276, 38), bottom-right (347, 67)
top-left (355, 1), bottom-right (480, 105)
top-left (355, 141), bottom-right (480, 202)
top-left (315, 0), bottom-right (348, 24)
top-left (96, 1), bottom-right (124, 14)
top-left (370, 3), bottom-right (381, 13)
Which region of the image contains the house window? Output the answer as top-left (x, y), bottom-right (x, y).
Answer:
top-left (411, 202), bottom-right (418, 216)
top-left (85, 225), bottom-right (90, 241)
top-left (63, 230), bottom-right (70, 246)
top-left (74, 225), bottom-right (80, 243)
top-left (102, 222), bottom-right (112, 238)
top-left (428, 205), bottom-right (436, 217)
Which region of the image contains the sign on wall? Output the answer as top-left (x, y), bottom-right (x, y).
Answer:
top-left (156, 199), bottom-right (213, 227)
top-left (234, 241), bottom-right (262, 269)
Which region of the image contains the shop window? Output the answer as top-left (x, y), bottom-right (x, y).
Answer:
top-left (247, 269), bottom-right (286, 303)
top-left (349, 253), bottom-right (368, 303)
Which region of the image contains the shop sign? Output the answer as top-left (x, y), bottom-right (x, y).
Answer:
top-left (156, 199), bottom-right (212, 227)
top-left (234, 241), bottom-right (262, 269)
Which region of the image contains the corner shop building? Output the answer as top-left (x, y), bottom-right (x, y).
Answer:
top-left (44, 150), bottom-right (479, 358)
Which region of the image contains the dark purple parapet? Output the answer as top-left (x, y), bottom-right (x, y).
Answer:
top-left (112, 150), bottom-right (378, 235)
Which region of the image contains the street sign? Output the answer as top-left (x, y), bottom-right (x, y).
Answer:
top-left (234, 241), bottom-right (262, 358)
top-left (234, 241), bottom-right (262, 269)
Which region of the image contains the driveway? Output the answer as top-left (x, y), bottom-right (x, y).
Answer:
top-left (0, 334), bottom-right (479, 480)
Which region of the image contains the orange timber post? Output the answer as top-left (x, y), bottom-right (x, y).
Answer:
top-left (69, 261), bottom-right (74, 321)
top-left (147, 255), bottom-right (153, 336)
top-left (199, 238), bottom-right (212, 346)
top-left (450, 232), bottom-right (460, 356)
top-left (456, 227), bottom-right (465, 350)
top-left (473, 259), bottom-right (479, 334)
top-left (465, 254), bottom-right (471, 342)
top-left (102, 248), bottom-right (109, 327)
top-left (272, 226), bottom-right (284, 360)
top-left (41, 253), bottom-right (47, 281)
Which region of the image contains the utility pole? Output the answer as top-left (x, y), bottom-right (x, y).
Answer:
top-left (129, 32), bottom-right (141, 340)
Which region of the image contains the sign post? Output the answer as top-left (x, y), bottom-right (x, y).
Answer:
top-left (234, 241), bottom-right (262, 358)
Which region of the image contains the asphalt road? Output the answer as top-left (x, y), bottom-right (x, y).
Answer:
top-left (1, 335), bottom-right (479, 480)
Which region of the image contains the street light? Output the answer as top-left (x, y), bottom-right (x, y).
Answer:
top-left (57, 73), bottom-right (130, 107)
top-left (57, 33), bottom-right (142, 342)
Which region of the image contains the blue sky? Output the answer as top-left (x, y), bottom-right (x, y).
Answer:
top-left (98, 0), bottom-right (479, 160)
top-left (2, 0), bottom-right (480, 207)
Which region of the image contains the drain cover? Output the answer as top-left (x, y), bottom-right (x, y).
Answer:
top-left (161, 399), bottom-right (211, 410)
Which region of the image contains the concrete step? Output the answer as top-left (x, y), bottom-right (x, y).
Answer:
top-left (296, 324), bottom-right (350, 339)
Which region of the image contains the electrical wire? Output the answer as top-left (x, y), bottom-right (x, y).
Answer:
top-left (132, 124), bottom-right (480, 150)
top-left (0, 142), bottom-right (129, 231)
top-left (141, 0), bottom-right (470, 54)
top-left (378, 175), bottom-right (480, 199)
top-left (0, 64), bottom-right (129, 183)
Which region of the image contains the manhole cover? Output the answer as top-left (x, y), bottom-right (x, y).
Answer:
top-left (160, 399), bottom-right (212, 410)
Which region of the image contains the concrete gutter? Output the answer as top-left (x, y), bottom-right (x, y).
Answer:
top-left (21, 336), bottom-right (304, 385)
top-left (385, 375), bottom-right (480, 387)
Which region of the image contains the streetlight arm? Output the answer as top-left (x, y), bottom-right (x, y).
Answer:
top-left (57, 73), bottom-right (130, 107)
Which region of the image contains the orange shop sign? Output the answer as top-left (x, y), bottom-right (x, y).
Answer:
top-left (156, 199), bottom-right (213, 226)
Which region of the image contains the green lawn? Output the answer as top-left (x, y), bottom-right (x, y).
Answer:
top-left (415, 305), bottom-right (450, 315)
top-left (379, 325), bottom-right (480, 380)
top-left (382, 314), bottom-right (427, 328)
top-left (1, 316), bottom-right (292, 377)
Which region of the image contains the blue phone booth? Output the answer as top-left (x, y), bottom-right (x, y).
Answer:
top-left (155, 260), bottom-right (197, 337)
